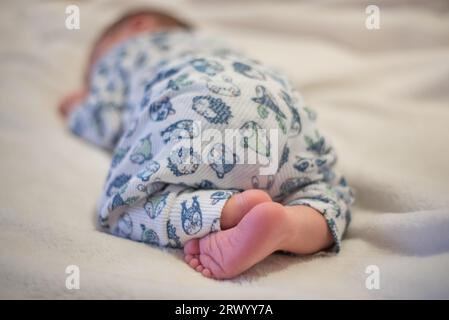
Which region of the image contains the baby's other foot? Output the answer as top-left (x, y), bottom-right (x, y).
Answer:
top-left (220, 189), bottom-right (271, 229)
top-left (184, 202), bottom-right (288, 279)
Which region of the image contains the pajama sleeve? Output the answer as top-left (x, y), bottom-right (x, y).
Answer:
top-left (105, 184), bottom-right (239, 248)
top-left (67, 58), bottom-right (128, 151)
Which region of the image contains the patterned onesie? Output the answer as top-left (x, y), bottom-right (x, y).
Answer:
top-left (68, 30), bottom-right (354, 252)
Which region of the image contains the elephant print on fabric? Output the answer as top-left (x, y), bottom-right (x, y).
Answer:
top-left (181, 196), bottom-right (203, 235)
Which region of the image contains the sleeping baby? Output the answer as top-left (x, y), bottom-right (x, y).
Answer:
top-left (59, 9), bottom-right (354, 279)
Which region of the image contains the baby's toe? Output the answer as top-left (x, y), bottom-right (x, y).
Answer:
top-left (189, 257), bottom-right (200, 269)
top-left (195, 265), bottom-right (204, 272)
top-left (202, 268), bottom-right (213, 278)
top-left (184, 254), bottom-right (194, 264)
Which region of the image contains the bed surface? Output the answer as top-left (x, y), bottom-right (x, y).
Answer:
top-left (1, 0), bottom-right (448, 299)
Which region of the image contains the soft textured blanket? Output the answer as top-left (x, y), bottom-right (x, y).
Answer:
top-left (1, 0), bottom-right (448, 299)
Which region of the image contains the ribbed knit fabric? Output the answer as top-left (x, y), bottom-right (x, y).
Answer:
top-left (68, 30), bottom-right (354, 251)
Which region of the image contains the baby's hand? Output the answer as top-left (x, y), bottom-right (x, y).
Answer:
top-left (58, 88), bottom-right (88, 118)
top-left (220, 189), bottom-right (272, 230)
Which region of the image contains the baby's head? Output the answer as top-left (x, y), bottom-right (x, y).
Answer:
top-left (87, 9), bottom-right (191, 79)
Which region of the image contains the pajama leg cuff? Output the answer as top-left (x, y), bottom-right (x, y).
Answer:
top-left (167, 187), bottom-right (238, 247)
top-left (283, 199), bottom-right (350, 253)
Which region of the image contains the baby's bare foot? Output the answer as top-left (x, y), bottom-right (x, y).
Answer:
top-left (184, 202), bottom-right (288, 279)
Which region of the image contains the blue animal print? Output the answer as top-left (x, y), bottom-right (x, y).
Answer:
top-left (146, 68), bottom-right (180, 92)
top-left (140, 68), bottom-right (180, 108)
top-left (167, 219), bottom-right (181, 248)
top-left (144, 192), bottom-right (169, 219)
top-left (130, 133), bottom-right (153, 164)
top-left (292, 156), bottom-right (335, 181)
top-left (304, 130), bottom-right (329, 155)
top-left (280, 90), bottom-right (302, 137)
top-left (279, 177), bottom-right (312, 197)
top-left (167, 147), bottom-right (201, 176)
top-left (210, 191), bottom-right (234, 205)
top-left (114, 212), bottom-right (133, 239)
top-left (239, 121), bottom-right (271, 157)
top-left (210, 217), bottom-right (220, 233)
top-left (251, 175), bottom-right (275, 190)
top-left (140, 224), bottom-right (160, 245)
top-left (208, 143), bottom-right (238, 179)
top-left (304, 106), bottom-right (317, 121)
top-left (111, 146), bottom-right (130, 168)
top-left (205, 75), bottom-right (241, 97)
top-left (167, 73), bottom-right (193, 91)
top-left (252, 85), bottom-right (287, 134)
top-left (192, 95), bottom-right (233, 125)
top-left (194, 180), bottom-right (217, 190)
top-left (278, 144), bottom-right (290, 171)
top-left (191, 58), bottom-right (224, 76)
top-left (293, 157), bottom-right (315, 173)
top-left (160, 119), bottom-right (200, 144)
top-left (106, 173), bottom-right (132, 197)
top-left (148, 96), bottom-right (176, 121)
top-left (110, 193), bottom-right (125, 211)
top-left (232, 61), bottom-right (265, 80)
top-left (181, 196), bottom-right (203, 235)
top-left (136, 160), bottom-right (160, 182)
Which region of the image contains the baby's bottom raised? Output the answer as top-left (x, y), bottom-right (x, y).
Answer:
top-left (184, 190), bottom-right (333, 279)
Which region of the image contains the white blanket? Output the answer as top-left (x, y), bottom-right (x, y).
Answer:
top-left (1, 0), bottom-right (448, 299)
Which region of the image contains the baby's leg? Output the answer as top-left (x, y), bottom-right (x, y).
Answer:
top-left (184, 203), bottom-right (332, 279)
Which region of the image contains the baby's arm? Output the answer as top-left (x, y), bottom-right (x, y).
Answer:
top-left (60, 57), bottom-right (128, 151)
